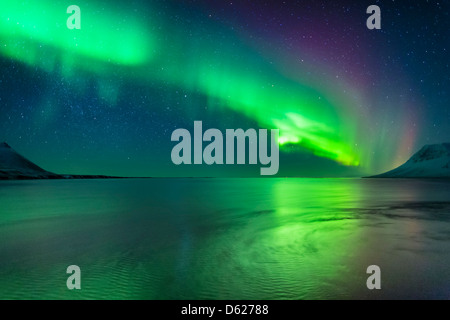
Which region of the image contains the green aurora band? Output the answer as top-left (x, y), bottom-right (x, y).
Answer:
top-left (0, 0), bottom-right (370, 168)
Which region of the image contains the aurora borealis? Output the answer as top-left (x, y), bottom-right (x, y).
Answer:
top-left (0, 0), bottom-right (449, 177)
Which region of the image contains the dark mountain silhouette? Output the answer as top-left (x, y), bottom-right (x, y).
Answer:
top-left (0, 142), bottom-right (120, 180)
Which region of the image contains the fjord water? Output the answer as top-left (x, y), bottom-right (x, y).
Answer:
top-left (0, 178), bottom-right (449, 299)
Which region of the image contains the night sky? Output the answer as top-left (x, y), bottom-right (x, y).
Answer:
top-left (0, 0), bottom-right (449, 177)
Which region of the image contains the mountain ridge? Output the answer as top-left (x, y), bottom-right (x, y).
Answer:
top-left (370, 143), bottom-right (450, 178)
top-left (0, 142), bottom-right (121, 180)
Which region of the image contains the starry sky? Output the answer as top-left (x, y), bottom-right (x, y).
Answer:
top-left (0, 0), bottom-right (449, 177)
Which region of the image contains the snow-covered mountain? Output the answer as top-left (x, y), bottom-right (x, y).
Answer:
top-left (371, 143), bottom-right (450, 178)
top-left (0, 142), bottom-right (118, 180)
top-left (0, 142), bottom-right (59, 180)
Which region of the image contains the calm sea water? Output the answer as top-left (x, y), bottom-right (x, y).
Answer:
top-left (0, 178), bottom-right (449, 299)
